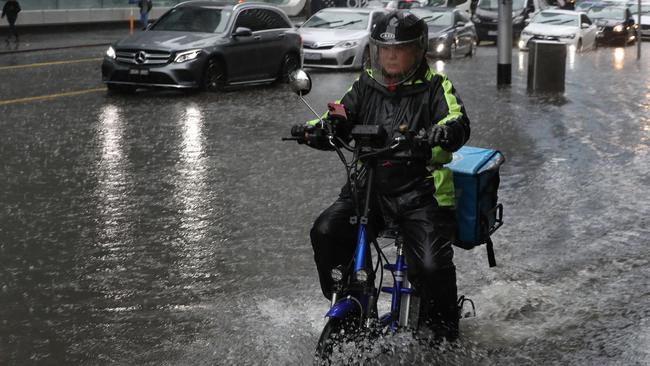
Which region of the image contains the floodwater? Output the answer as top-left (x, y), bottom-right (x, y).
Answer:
top-left (0, 44), bottom-right (648, 365)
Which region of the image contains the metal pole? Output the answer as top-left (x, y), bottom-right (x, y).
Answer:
top-left (638, 0), bottom-right (642, 60)
top-left (497, 0), bottom-right (513, 85)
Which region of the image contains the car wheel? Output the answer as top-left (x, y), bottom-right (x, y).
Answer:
top-left (467, 38), bottom-right (477, 57)
top-left (107, 83), bottom-right (135, 94)
top-left (279, 52), bottom-right (300, 83)
top-left (202, 58), bottom-right (225, 92)
top-left (361, 47), bottom-right (370, 70)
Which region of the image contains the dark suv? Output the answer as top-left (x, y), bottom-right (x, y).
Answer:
top-left (102, 1), bottom-right (302, 93)
top-left (472, 0), bottom-right (550, 43)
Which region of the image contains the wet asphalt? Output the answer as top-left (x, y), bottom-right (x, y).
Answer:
top-left (0, 42), bottom-right (649, 365)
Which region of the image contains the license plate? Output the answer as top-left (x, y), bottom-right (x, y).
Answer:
top-left (303, 52), bottom-right (322, 60)
top-left (129, 69), bottom-right (149, 75)
top-left (488, 30), bottom-right (498, 36)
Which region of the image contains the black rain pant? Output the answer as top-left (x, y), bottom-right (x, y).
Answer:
top-left (310, 181), bottom-right (459, 335)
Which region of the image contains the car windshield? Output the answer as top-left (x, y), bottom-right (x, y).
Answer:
top-left (151, 7), bottom-right (231, 33)
top-left (532, 12), bottom-right (578, 26)
top-left (478, 0), bottom-right (526, 10)
top-left (410, 9), bottom-right (454, 27)
top-left (587, 7), bottom-right (625, 19)
top-left (303, 11), bottom-right (369, 30)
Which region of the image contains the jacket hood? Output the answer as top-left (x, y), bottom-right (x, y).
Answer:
top-left (115, 31), bottom-right (224, 51)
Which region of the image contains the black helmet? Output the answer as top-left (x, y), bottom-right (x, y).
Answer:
top-left (368, 11), bottom-right (428, 87)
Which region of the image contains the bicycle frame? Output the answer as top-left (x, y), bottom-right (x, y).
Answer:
top-left (324, 130), bottom-right (419, 333)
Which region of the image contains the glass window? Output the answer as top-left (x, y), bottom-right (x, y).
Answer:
top-left (587, 7), bottom-right (626, 20)
top-left (151, 7), bottom-right (231, 33)
top-left (580, 14), bottom-right (591, 25)
top-left (234, 9), bottom-right (268, 32)
top-left (303, 10), bottom-right (369, 30)
top-left (531, 11), bottom-right (578, 26)
top-left (257, 9), bottom-right (291, 29)
top-left (410, 9), bottom-right (454, 27)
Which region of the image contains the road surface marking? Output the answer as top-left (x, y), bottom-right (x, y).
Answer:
top-left (0, 87), bottom-right (106, 106)
top-left (0, 57), bottom-right (103, 71)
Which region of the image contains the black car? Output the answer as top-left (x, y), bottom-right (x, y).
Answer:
top-left (587, 5), bottom-right (637, 45)
top-left (472, 0), bottom-right (551, 43)
top-left (102, 1), bottom-right (302, 93)
top-left (410, 7), bottom-right (478, 59)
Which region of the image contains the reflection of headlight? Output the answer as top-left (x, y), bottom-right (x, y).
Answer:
top-left (521, 30), bottom-right (532, 36)
top-left (558, 33), bottom-right (576, 39)
top-left (174, 49), bottom-right (202, 63)
top-left (106, 46), bottom-right (116, 59)
top-left (436, 43), bottom-right (445, 53)
top-left (613, 24), bottom-right (624, 32)
top-left (513, 15), bottom-right (524, 23)
top-left (335, 40), bottom-right (360, 48)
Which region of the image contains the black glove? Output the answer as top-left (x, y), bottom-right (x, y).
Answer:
top-left (290, 124), bottom-right (311, 144)
top-left (428, 124), bottom-right (452, 149)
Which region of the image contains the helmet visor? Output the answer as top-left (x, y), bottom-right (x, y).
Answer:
top-left (368, 37), bottom-right (425, 87)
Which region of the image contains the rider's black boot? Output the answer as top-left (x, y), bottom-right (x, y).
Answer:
top-left (417, 267), bottom-right (459, 342)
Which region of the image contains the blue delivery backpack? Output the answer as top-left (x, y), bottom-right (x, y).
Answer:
top-left (446, 146), bottom-right (505, 267)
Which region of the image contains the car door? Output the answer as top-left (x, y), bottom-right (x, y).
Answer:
top-left (453, 11), bottom-right (472, 55)
top-left (225, 9), bottom-right (265, 82)
top-left (580, 13), bottom-right (597, 48)
top-left (252, 9), bottom-right (294, 79)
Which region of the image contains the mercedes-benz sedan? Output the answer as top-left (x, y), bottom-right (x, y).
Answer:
top-left (102, 1), bottom-right (302, 93)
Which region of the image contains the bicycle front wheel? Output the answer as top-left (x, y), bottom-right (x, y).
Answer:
top-left (315, 315), bottom-right (360, 362)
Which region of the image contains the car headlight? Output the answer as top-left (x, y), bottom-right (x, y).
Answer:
top-left (335, 40), bottom-right (360, 48)
top-left (521, 30), bottom-right (532, 36)
top-left (559, 33), bottom-right (576, 39)
top-left (174, 49), bottom-right (202, 63)
top-left (436, 43), bottom-right (446, 53)
top-left (106, 46), bottom-right (116, 59)
top-left (613, 24), bottom-right (624, 32)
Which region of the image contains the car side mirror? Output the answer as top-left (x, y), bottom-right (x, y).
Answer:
top-left (581, 22), bottom-right (590, 28)
top-left (294, 21), bottom-right (304, 28)
top-left (233, 27), bottom-right (253, 37)
top-left (145, 23), bottom-right (153, 30)
top-left (289, 69), bottom-right (312, 96)
top-left (525, 18), bottom-right (532, 24)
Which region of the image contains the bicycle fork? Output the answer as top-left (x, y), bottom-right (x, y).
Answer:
top-left (381, 238), bottom-right (417, 331)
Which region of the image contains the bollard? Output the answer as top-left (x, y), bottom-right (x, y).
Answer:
top-left (527, 40), bottom-right (567, 93)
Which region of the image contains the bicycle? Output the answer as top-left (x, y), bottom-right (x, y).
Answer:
top-left (283, 70), bottom-right (480, 362)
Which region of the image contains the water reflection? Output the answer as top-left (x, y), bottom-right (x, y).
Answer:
top-left (567, 46), bottom-right (576, 70)
top-left (613, 48), bottom-right (625, 70)
top-left (518, 51), bottom-right (526, 71)
top-left (97, 104), bottom-right (128, 230)
top-left (177, 103), bottom-right (208, 243)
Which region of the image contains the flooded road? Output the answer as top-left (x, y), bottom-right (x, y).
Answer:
top-left (0, 44), bottom-right (649, 365)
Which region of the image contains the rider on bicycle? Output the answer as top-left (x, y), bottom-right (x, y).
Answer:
top-left (294, 10), bottom-right (470, 340)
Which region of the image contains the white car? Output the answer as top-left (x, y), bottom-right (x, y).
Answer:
top-left (519, 9), bottom-right (598, 52)
top-left (298, 7), bottom-right (388, 70)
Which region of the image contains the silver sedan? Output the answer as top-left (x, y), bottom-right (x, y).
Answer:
top-left (298, 7), bottom-right (388, 70)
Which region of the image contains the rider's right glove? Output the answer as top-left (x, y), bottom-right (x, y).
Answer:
top-left (291, 124), bottom-right (311, 144)
top-left (428, 124), bottom-right (452, 150)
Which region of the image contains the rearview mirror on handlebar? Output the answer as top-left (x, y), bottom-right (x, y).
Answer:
top-left (289, 69), bottom-right (312, 96)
